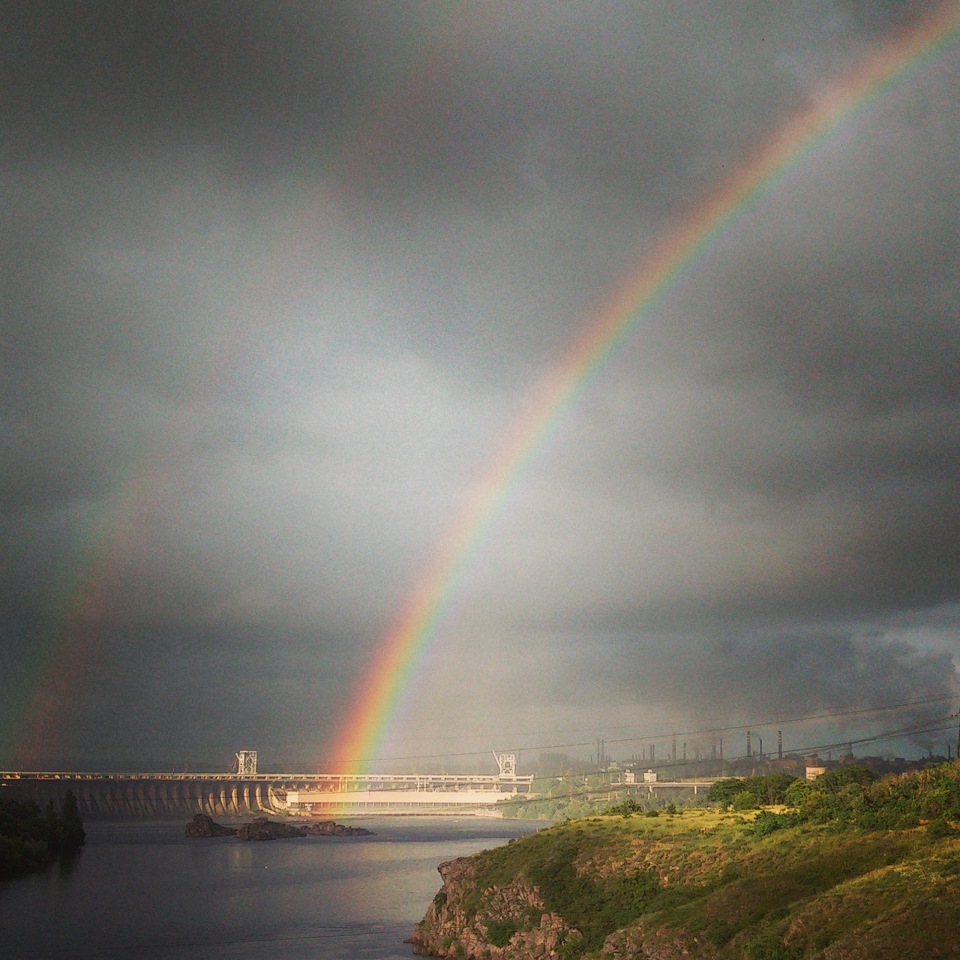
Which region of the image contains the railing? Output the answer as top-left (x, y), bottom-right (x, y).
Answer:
top-left (0, 770), bottom-right (534, 790)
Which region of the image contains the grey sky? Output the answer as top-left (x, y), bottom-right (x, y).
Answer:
top-left (2, 1), bottom-right (958, 771)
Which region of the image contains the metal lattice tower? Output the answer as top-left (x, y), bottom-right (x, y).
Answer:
top-left (236, 750), bottom-right (258, 776)
top-left (494, 752), bottom-right (517, 778)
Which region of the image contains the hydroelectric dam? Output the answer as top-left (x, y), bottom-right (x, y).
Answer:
top-left (0, 753), bottom-right (534, 819)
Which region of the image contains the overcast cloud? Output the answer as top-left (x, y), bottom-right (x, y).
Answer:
top-left (2, 1), bottom-right (959, 771)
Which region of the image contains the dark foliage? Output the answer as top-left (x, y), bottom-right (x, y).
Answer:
top-left (750, 810), bottom-right (799, 836)
top-left (484, 918), bottom-right (520, 947)
top-left (0, 791), bottom-right (85, 878)
top-left (525, 836), bottom-right (665, 951)
top-left (708, 773), bottom-right (799, 808)
top-left (607, 797), bottom-right (641, 817)
top-left (785, 762), bottom-right (960, 832)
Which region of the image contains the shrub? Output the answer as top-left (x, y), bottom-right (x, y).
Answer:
top-left (609, 797), bottom-right (641, 817)
top-left (709, 774), bottom-right (800, 809)
top-left (708, 778), bottom-right (749, 807)
top-left (745, 932), bottom-right (802, 960)
top-left (750, 811), bottom-right (796, 837)
top-left (524, 836), bottom-right (661, 951)
top-left (927, 818), bottom-right (959, 839)
top-left (484, 919), bottom-right (520, 947)
top-left (557, 938), bottom-right (584, 960)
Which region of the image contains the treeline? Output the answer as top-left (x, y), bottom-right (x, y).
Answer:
top-left (707, 761), bottom-right (960, 835)
top-left (499, 761), bottom-right (960, 827)
top-left (497, 775), bottom-right (704, 820)
top-left (0, 791), bottom-right (86, 878)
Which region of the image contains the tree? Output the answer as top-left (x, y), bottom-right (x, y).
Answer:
top-left (49, 791), bottom-right (85, 855)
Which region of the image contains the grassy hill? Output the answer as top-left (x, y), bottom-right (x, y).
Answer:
top-left (411, 761), bottom-right (960, 959)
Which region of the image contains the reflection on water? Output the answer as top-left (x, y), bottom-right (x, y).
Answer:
top-left (0, 817), bottom-right (543, 960)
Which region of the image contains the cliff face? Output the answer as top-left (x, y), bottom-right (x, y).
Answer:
top-left (409, 851), bottom-right (704, 960)
top-left (410, 855), bottom-right (583, 959)
top-left (408, 810), bottom-right (960, 960)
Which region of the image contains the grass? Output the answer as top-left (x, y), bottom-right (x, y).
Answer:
top-left (434, 784), bottom-right (960, 959)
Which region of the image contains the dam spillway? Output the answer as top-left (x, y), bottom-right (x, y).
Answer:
top-left (0, 773), bottom-right (288, 819)
top-left (0, 770), bottom-right (534, 819)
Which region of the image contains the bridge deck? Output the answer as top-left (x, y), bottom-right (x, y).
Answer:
top-left (0, 770), bottom-right (534, 818)
top-left (0, 770), bottom-right (534, 789)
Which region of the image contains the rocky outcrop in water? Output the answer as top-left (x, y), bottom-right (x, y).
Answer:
top-left (186, 814), bottom-right (373, 841)
top-left (304, 819), bottom-right (373, 836)
top-left (236, 817), bottom-right (306, 841)
top-left (184, 814), bottom-right (237, 837)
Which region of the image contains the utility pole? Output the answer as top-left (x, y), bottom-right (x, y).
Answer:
top-left (954, 705), bottom-right (960, 760)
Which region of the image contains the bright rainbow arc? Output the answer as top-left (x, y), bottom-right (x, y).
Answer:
top-left (327, 2), bottom-right (960, 776)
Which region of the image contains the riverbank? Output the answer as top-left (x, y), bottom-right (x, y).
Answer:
top-left (411, 762), bottom-right (960, 959)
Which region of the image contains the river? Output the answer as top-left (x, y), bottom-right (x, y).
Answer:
top-left (0, 816), bottom-right (544, 959)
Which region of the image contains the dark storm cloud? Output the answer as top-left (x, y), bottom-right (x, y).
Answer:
top-left (3, 2), bottom-right (367, 161)
top-left (2, 1), bottom-right (958, 768)
top-left (632, 628), bottom-right (959, 753)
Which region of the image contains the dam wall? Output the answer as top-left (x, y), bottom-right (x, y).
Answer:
top-left (1, 769), bottom-right (535, 819)
top-left (0, 776), bottom-right (285, 820)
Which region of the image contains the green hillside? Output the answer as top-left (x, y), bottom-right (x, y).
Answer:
top-left (411, 761), bottom-right (960, 959)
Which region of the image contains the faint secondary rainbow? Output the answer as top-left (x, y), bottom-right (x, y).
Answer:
top-left (2, 4), bottom-right (491, 768)
top-left (327, 2), bottom-right (960, 776)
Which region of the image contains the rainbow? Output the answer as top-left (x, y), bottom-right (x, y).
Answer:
top-left (327, 2), bottom-right (960, 774)
top-left (6, 465), bottom-right (162, 766)
top-left (2, 5), bottom-right (501, 771)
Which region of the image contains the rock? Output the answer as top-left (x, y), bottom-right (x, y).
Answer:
top-left (305, 819), bottom-right (373, 837)
top-left (236, 817), bottom-right (307, 841)
top-left (186, 814), bottom-right (373, 842)
top-left (408, 856), bottom-right (579, 959)
top-left (185, 814), bottom-right (237, 838)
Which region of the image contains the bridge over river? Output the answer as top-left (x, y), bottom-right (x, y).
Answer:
top-left (0, 768), bottom-right (535, 819)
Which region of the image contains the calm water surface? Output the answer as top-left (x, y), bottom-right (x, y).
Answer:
top-left (0, 817), bottom-right (544, 959)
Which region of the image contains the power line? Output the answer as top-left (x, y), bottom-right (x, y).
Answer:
top-left (326, 693), bottom-right (959, 768)
top-left (509, 716), bottom-right (960, 793)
